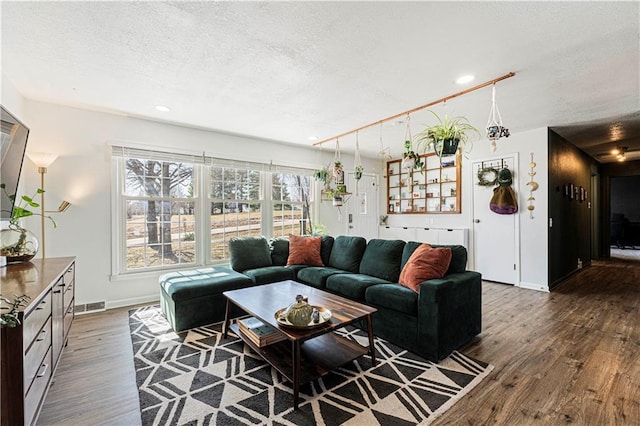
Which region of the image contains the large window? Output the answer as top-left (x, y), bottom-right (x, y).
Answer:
top-left (122, 158), bottom-right (196, 270)
top-left (272, 173), bottom-right (313, 237)
top-left (112, 147), bottom-right (316, 275)
top-left (209, 166), bottom-right (262, 261)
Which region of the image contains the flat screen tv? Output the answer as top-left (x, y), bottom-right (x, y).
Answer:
top-left (0, 106), bottom-right (30, 220)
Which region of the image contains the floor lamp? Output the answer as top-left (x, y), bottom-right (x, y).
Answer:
top-left (26, 152), bottom-right (60, 258)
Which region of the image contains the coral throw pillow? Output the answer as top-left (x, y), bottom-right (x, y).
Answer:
top-left (286, 235), bottom-right (324, 266)
top-left (399, 244), bottom-right (452, 292)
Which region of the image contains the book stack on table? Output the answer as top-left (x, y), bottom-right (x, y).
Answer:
top-left (238, 317), bottom-right (286, 347)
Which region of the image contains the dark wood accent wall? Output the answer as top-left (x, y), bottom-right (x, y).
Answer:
top-left (600, 159), bottom-right (640, 256)
top-left (548, 130), bottom-right (597, 288)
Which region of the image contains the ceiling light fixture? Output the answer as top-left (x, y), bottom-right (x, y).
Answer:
top-left (308, 136), bottom-right (319, 141)
top-left (155, 105), bottom-right (170, 112)
top-left (611, 147), bottom-right (620, 155)
top-left (456, 75), bottom-right (475, 85)
top-left (617, 154), bottom-right (626, 162)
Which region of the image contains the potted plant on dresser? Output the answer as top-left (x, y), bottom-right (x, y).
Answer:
top-left (416, 110), bottom-right (480, 157)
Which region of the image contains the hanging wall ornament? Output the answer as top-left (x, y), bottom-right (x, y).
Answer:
top-left (486, 84), bottom-right (510, 151)
top-left (527, 152), bottom-right (538, 219)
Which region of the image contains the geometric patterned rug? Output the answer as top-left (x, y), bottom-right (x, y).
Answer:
top-left (129, 305), bottom-right (493, 425)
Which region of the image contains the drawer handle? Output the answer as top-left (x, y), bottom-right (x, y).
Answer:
top-left (53, 290), bottom-right (62, 294)
top-left (36, 363), bottom-right (49, 378)
top-left (36, 329), bottom-right (47, 341)
top-left (36, 300), bottom-right (47, 310)
top-left (60, 283), bottom-right (67, 287)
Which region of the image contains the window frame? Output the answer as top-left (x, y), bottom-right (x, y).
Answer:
top-left (111, 146), bottom-right (317, 277)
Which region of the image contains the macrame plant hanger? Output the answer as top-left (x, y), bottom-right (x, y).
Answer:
top-left (486, 84), bottom-right (509, 152)
top-left (354, 130), bottom-right (363, 192)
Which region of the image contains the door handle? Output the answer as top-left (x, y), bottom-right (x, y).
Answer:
top-left (474, 219), bottom-right (480, 223)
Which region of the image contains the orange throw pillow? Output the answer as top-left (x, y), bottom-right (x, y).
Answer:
top-left (399, 244), bottom-right (452, 292)
top-left (286, 235), bottom-right (324, 266)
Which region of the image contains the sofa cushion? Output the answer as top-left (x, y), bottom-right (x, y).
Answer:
top-left (229, 236), bottom-right (272, 272)
top-left (319, 235), bottom-right (335, 266)
top-left (402, 241), bottom-right (467, 274)
top-left (297, 266), bottom-right (349, 289)
top-left (287, 235), bottom-right (324, 266)
top-left (269, 237), bottom-right (290, 266)
top-left (160, 267), bottom-right (254, 302)
top-left (243, 266), bottom-right (296, 285)
top-left (326, 274), bottom-right (390, 301)
top-left (328, 236), bottom-right (367, 273)
top-left (365, 283), bottom-right (418, 316)
top-left (359, 239), bottom-right (405, 282)
top-left (399, 244), bottom-right (452, 292)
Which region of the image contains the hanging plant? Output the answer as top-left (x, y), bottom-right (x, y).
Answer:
top-left (400, 115), bottom-right (424, 171)
top-left (486, 84), bottom-right (510, 152)
top-left (354, 131), bottom-right (364, 189)
top-left (416, 110), bottom-right (480, 158)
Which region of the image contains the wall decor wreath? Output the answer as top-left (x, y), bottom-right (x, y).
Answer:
top-left (477, 166), bottom-right (499, 186)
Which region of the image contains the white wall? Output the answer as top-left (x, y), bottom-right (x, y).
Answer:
top-left (1, 73), bottom-right (25, 118)
top-left (19, 99), bottom-right (378, 308)
top-left (380, 127), bottom-right (549, 290)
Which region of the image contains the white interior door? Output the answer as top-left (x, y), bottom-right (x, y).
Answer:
top-left (345, 172), bottom-right (379, 240)
top-left (472, 155), bottom-right (519, 285)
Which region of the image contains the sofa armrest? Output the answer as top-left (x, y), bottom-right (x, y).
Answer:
top-left (416, 271), bottom-right (482, 361)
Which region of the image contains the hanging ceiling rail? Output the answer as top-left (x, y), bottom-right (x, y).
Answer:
top-left (312, 71), bottom-right (516, 147)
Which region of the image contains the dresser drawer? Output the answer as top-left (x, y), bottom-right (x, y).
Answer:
top-left (23, 291), bottom-right (52, 353)
top-left (24, 346), bottom-right (52, 426)
top-left (63, 266), bottom-right (74, 309)
top-left (63, 300), bottom-right (74, 339)
top-left (24, 316), bottom-right (52, 395)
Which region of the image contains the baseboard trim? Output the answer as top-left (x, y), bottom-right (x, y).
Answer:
top-left (105, 295), bottom-right (160, 310)
top-left (518, 281), bottom-right (549, 292)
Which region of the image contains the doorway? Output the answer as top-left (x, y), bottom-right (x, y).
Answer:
top-left (345, 172), bottom-right (379, 240)
top-left (609, 175), bottom-right (640, 262)
top-left (472, 155), bottom-right (520, 285)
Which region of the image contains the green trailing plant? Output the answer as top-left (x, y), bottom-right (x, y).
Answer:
top-left (313, 168), bottom-right (329, 183)
top-left (402, 140), bottom-right (424, 171)
top-left (0, 294), bottom-right (30, 328)
top-left (1, 184), bottom-right (57, 230)
top-left (1, 185), bottom-right (56, 261)
top-left (416, 110), bottom-right (480, 157)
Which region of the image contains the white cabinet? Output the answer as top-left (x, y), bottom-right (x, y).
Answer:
top-left (380, 226), bottom-right (468, 248)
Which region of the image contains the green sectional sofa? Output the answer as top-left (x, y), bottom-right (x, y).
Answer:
top-left (160, 235), bottom-right (481, 362)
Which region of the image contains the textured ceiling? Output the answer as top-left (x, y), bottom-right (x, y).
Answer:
top-left (1, 1), bottom-right (639, 162)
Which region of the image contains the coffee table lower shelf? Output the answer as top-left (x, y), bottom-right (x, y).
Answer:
top-left (229, 323), bottom-right (369, 386)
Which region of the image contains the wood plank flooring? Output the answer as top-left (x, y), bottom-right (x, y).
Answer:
top-left (37, 258), bottom-right (640, 425)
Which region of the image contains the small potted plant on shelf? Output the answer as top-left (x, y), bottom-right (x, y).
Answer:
top-left (416, 110), bottom-right (480, 157)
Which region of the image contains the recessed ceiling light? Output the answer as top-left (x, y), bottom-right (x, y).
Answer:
top-left (455, 75), bottom-right (475, 85)
top-left (611, 147), bottom-right (620, 155)
top-left (155, 105), bottom-right (171, 112)
top-left (308, 136), bottom-right (319, 141)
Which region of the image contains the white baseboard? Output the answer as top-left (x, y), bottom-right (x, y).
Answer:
top-left (518, 281), bottom-right (549, 292)
top-left (105, 295), bottom-right (160, 310)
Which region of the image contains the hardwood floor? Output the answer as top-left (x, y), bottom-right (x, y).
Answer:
top-left (38, 259), bottom-right (640, 425)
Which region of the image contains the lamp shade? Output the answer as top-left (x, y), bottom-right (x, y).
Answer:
top-left (27, 151), bottom-right (59, 168)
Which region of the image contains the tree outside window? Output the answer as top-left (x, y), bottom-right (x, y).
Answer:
top-left (124, 158), bottom-right (195, 269)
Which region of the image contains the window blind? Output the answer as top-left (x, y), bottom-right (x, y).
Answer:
top-left (111, 145), bottom-right (313, 175)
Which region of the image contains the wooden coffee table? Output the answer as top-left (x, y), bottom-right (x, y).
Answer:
top-left (222, 280), bottom-right (377, 409)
